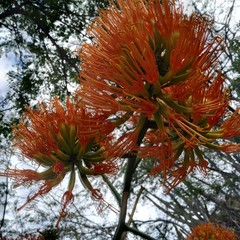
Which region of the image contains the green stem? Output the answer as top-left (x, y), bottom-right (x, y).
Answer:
top-left (113, 117), bottom-right (149, 240)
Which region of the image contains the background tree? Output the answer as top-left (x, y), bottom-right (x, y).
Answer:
top-left (0, 0), bottom-right (108, 139)
top-left (0, 0), bottom-right (110, 238)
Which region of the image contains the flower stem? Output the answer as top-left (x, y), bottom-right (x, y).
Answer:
top-left (113, 117), bottom-right (149, 239)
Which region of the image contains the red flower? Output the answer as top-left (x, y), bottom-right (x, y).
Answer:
top-left (186, 222), bottom-right (238, 240)
top-left (1, 97), bottom-right (117, 227)
top-left (77, 0), bottom-right (240, 189)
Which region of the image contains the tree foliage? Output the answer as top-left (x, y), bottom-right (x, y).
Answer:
top-left (0, 0), bottom-right (109, 139)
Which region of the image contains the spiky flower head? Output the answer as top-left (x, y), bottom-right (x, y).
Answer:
top-left (2, 97), bottom-right (117, 227)
top-left (77, 0), bottom-right (240, 188)
top-left (186, 222), bottom-right (238, 240)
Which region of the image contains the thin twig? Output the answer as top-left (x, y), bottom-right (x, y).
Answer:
top-left (101, 174), bottom-right (121, 207)
top-left (126, 226), bottom-right (156, 240)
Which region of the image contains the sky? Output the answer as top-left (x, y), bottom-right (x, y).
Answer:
top-left (0, 54), bottom-right (14, 98)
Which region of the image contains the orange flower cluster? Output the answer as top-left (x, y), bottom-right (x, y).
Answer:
top-left (1, 97), bottom-right (117, 227)
top-left (2, 0), bottom-right (240, 228)
top-left (186, 222), bottom-right (238, 240)
top-left (78, 0), bottom-right (240, 187)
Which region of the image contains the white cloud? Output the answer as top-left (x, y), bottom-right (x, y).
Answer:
top-left (0, 55), bottom-right (13, 98)
top-left (178, 0), bottom-right (194, 14)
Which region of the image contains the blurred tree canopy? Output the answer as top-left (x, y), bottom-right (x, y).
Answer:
top-left (0, 0), bottom-right (109, 139)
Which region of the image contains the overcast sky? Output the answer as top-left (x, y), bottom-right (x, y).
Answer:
top-left (0, 55), bottom-right (13, 98)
